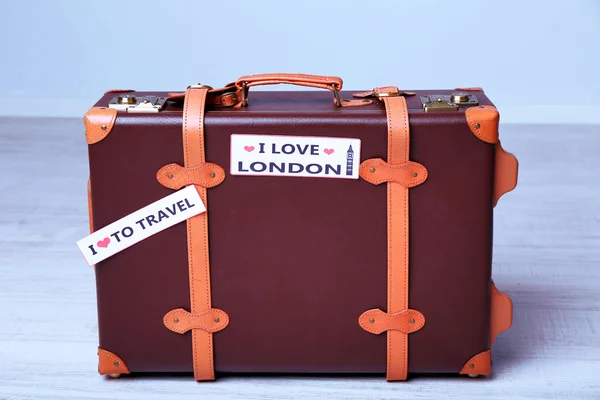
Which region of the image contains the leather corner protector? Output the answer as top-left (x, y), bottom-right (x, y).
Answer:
top-left (358, 308), bottom-right (425, 335)
top-left (465, 105), bottom-right (499, 144)
top-left (163, 308), bottom-right (229, 334)
top-left (98, 348), bottom-right (130, 375)
top-left (84, 107), bottom-right (117, 145)
top-left (104, 89), bottom-right (134, 94)
top-left (490, 280), bottom-right (513, 345)
top-left (460, 349), bottom-right (492, 376)
top-left (359, 158), bottom-right (428, 187)
top-left (156, 163), bottom-right (226, 190)
top-left (494, 141), bottom-right (518, 207)
top-left (455, 87), bottom-right (483, 92)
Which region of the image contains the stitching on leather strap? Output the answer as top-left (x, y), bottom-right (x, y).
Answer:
top-left (381, 89), bottom-right (410, 381)
top-left (183, 88), bottom-right (216, 381)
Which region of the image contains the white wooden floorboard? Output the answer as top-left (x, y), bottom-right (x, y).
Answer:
top-left (0, 119), bottom-right (598, 399)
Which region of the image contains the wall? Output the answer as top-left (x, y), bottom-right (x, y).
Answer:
top-left (1, 0), bottom-right (598, 123)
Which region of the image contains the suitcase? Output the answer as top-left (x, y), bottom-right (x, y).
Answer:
top-left (82, 73), bottom-right (517, 381)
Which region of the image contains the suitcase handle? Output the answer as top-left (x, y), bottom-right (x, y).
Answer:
top-left (235, 73), bottom-right (344, 106)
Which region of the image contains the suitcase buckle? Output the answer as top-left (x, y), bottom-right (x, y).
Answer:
top-left (187, 84), bottom-right (214, 90)
top-left (372, 91), bottom-right (404, 98)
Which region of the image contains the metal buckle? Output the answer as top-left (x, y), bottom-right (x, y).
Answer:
top-left (187, 84), bottom-right (214, 90)
top-left (372, 91), bottom-right (404, 98)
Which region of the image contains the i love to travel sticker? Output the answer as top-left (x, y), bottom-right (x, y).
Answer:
top-left (230, 134), bottom-right (361, 179)
top-left (77, 185), bottom-right (205, 266)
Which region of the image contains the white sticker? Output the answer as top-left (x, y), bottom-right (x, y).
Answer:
top-left (77, 185), bottom-right (205, 266)
top-left (230, 134), bottom-right (361, 179)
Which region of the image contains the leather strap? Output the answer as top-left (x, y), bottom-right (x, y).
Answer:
top-left (375, 86), bottom-right (411, 381)
top-left (182, 87), bottom-right (215, 381)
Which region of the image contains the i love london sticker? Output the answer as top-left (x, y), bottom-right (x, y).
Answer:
top-left (77, 185), bottom-right (205, 266)
top-left (230, 134), bottom-right (361, 179)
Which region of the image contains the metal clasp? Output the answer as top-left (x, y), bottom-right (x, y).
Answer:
top-left (241, 82), bottom-right (249, 107)
top-left (108, 95), bottom-right (167, 113)
top-left (420, 93), bottom-right (479, 112)
top-left (332, 84), bottom-right (342, 107)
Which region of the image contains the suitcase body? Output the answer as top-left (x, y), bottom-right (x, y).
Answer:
top-left (85, 76), bottom-right (516, 379)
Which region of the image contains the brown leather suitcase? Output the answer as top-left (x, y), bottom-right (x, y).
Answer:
top-left (82, 73), bottom-right (517, 381)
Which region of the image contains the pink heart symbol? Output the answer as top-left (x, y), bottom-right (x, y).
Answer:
top-left (97, 237), bottom-right (111, 248)
top-left (324, 148), bottom-right (335, 155)
top-left (244, 146), bottom-right (255, 152)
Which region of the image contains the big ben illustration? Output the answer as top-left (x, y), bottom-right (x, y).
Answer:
top-left (346, 145), bottom-right (354, 176)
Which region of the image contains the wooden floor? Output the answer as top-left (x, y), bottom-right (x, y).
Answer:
top-left (0, 118), bottom-right (599, 399)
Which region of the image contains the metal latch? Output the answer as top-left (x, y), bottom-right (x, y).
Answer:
top-left (420, 92), bottom-right (479, 112)
top-left (108, 95), bottom-right (166, 113)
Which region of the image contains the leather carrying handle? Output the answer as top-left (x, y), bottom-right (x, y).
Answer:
top-left (235, 73), bottom-right (344, 106)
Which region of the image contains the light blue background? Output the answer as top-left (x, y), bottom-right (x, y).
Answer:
top-left (1, 0), bottom-right (598, 123)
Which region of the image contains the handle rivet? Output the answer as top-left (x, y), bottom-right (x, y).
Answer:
top-left (474, 123), bottom-right (481, 129)
top-left (369, 167), bottom-right (376, 173)
top-left (369, 318), bottom-right (375, 324)
top-left (214, 317), bottom-right (220, 323)
top-left (167, 173), bottom-right (174, 179)
top-left (469, 363), bottom-right (475, 369)
top-left (409, 318), bottom-right (416, 324)
top-left (412, 172), bottom-right (418, 177)
top-left (101, 125), bottom-right (107, 131)
top-left (113, 361), bottom-right (120, 367)
top-left (173, 317), bottom-right (179, 323)
top-left (209, 172), bottom-right (216, 178)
